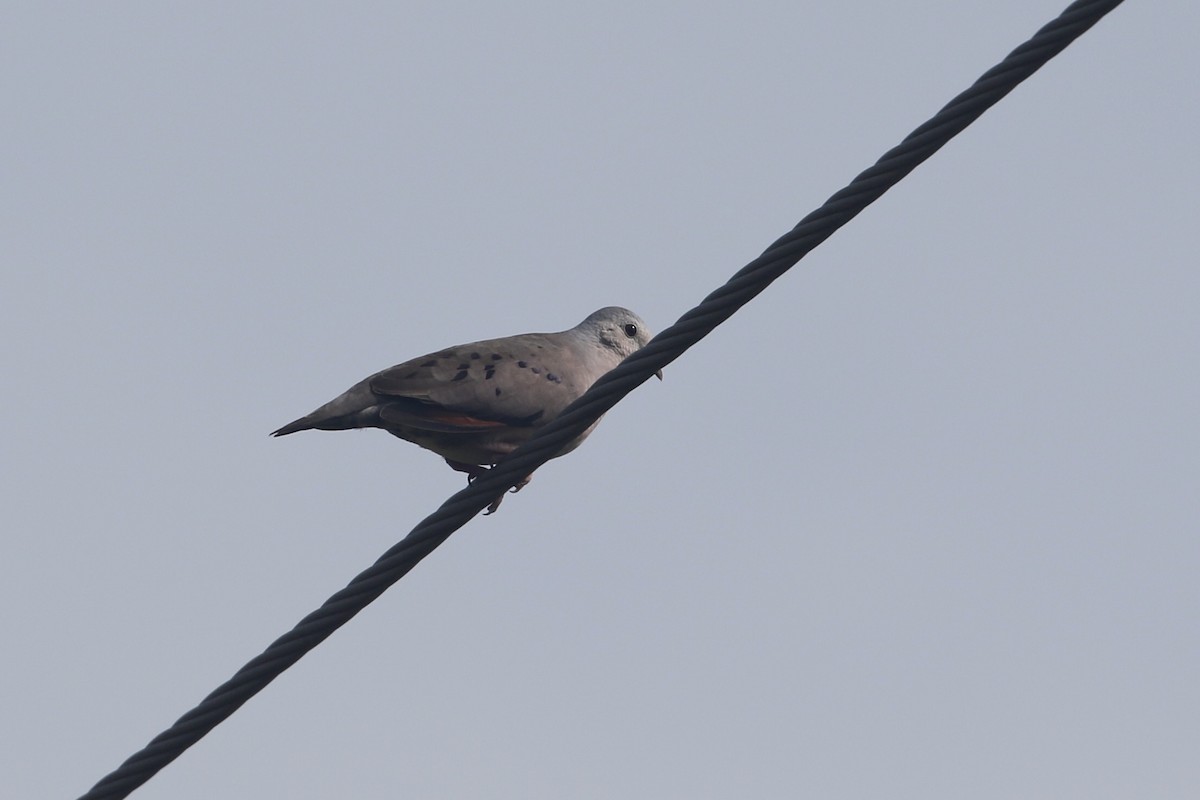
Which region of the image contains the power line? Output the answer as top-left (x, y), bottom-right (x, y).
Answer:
top-left (77, 1), bottom-right (1125, 797)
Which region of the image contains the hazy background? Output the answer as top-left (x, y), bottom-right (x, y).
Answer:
top-left (4, 2), bottom-right (1197, 798)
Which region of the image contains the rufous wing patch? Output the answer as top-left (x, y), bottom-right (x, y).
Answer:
top-left (379, 402), bottom-right (507, 433)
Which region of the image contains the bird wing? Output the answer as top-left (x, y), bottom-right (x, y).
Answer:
top-left (369, 333), bottom-right (585, 433)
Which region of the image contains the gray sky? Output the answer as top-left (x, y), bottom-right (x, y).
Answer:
top-left (4, 2), bottom-right (1197, 798)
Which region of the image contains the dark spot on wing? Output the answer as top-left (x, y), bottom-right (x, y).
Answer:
top-left (470, 352), bottom-right (481, 359)
top-left (517, 361), bottom-right (528, 368)
top-left (490, 354), bottom-right (503, 361)
top-left (484, 366), bottom-right (496, 380)
top-left (420, 360), bottom-right (437, 368)
top-left (546, 373), bottom-right (561, 383)
top-left (531, 367), bottom-right (541, 375)
top-left (451, 370), bottom-right (469, 382)
top-left (494, 387), bottom-right (502, 396)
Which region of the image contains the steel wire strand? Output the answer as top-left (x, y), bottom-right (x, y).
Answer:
top-left (78, 1), bottom-right (1124, 797)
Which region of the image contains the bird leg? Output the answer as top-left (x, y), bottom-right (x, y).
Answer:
top-left (445, 459), bottom-right (489, 482)
top-left (444, 459), bottom-right (534, 514)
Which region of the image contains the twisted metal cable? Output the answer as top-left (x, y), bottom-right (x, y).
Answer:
top-left (78, 1), bottom-right (1124, 797)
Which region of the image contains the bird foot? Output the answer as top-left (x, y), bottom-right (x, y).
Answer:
top-left (445, 459), bottom-right (489, 482)
top-left (444, 460), bottom-right (532, 515)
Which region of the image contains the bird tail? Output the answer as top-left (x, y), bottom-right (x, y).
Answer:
top-left (270, 379), bottom-right (380, 437)
top-left (270, 416), bottom-right (317, 437)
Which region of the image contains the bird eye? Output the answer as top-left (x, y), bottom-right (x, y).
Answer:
top-left (623, 323), bottom-right (638, 337)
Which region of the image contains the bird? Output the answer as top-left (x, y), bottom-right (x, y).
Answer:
top-left (271, 306), bottom-right (660, 512)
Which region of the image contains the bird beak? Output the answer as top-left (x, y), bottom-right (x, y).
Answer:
top-left (654, 369), bottom-right (664, 381)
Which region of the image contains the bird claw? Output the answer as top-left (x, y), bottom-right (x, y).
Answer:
top-left (446, 459), bottom-right (531, 515)
top-left (482, 473), bottom-right (532, 514)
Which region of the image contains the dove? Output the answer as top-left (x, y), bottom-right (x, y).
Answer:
top-left (272, 306), bottom-right (659, 512)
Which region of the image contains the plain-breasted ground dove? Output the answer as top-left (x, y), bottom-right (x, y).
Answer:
top-left (272, 307), bottom-right (658, 512)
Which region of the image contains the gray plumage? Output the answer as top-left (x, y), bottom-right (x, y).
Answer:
top-left (272, 307), bottom-right (657, 511)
